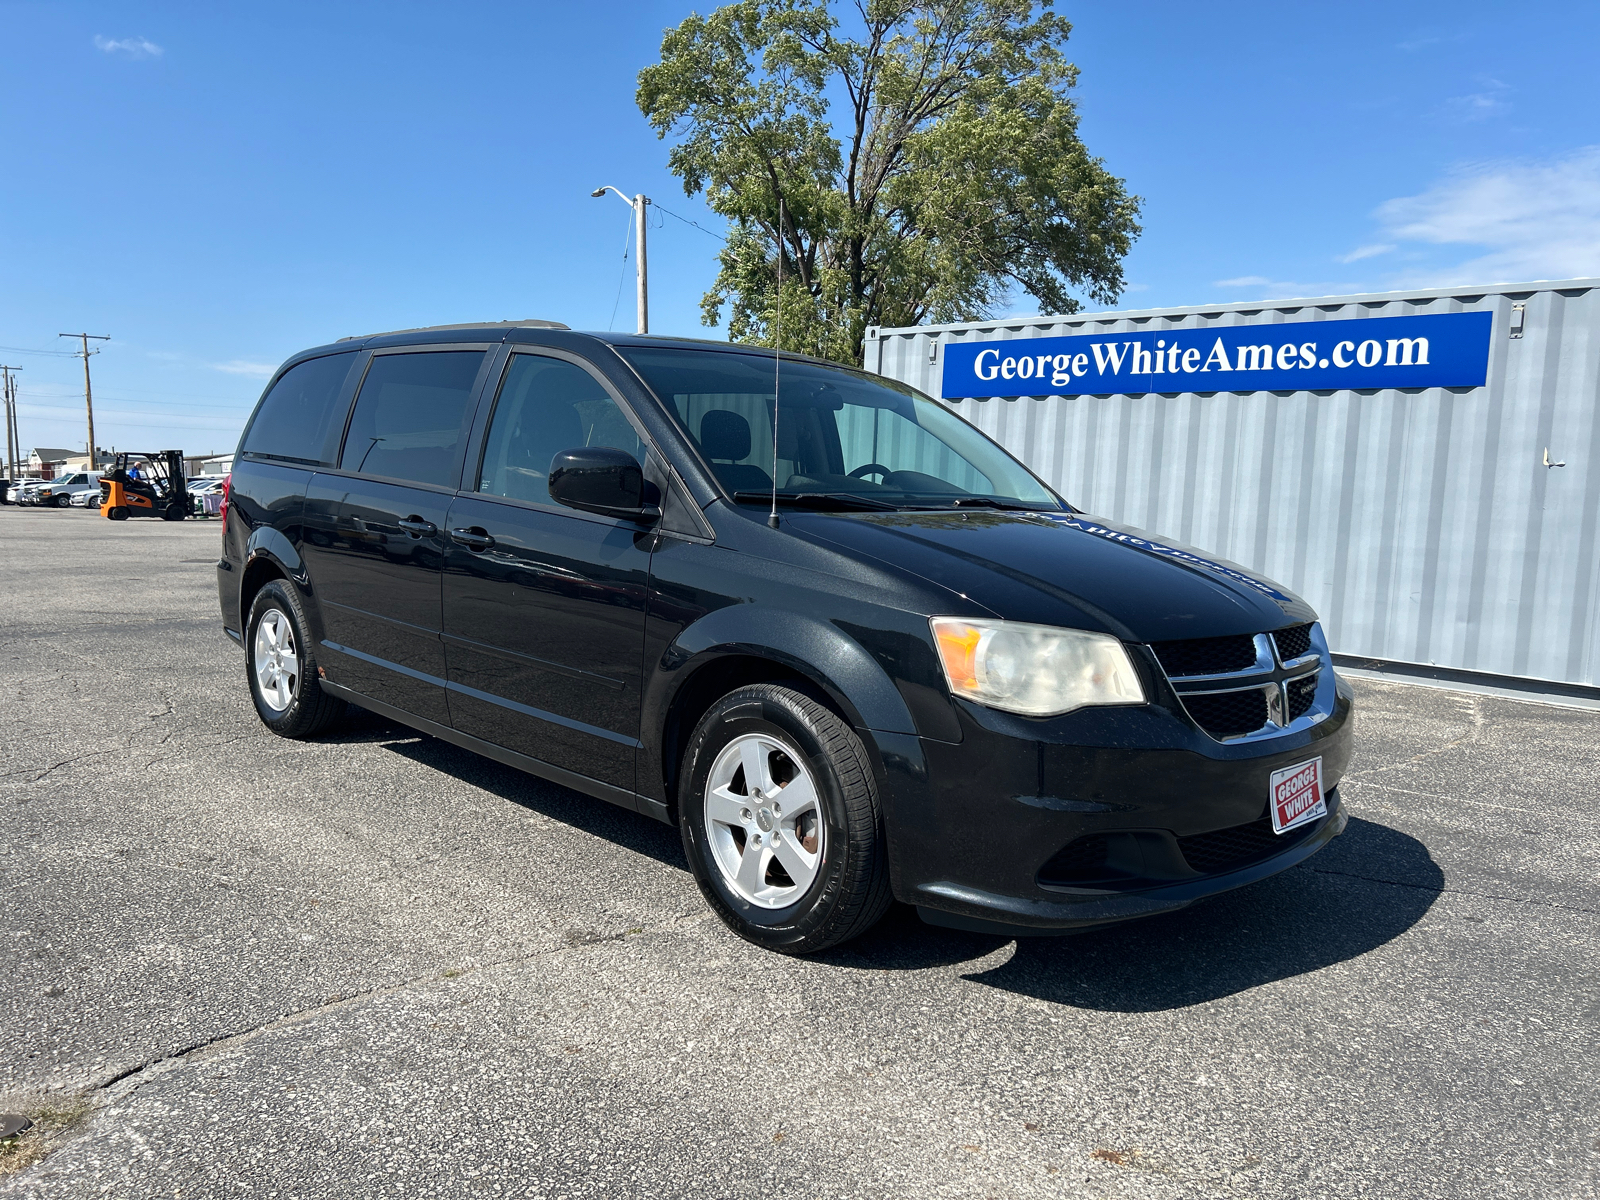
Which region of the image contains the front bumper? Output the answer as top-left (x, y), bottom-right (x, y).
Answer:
top-left (916, 791), bottom-right (1346, 936)
top-left (873, 671), bottom-right (1355, 935)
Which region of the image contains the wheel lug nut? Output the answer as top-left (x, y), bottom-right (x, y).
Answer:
top-left (741, 808), bottom-right (751, 821)
top-left (751, 834), bottom-right (762, 846)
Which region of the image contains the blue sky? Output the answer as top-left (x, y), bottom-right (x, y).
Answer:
top-left (2, 1), bottom-right (1597, 458)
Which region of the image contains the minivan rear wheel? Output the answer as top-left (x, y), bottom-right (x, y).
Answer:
top-left (679, 684), bottom-right (891, 954)
top-left (246, 580), bottom-right (345, 739)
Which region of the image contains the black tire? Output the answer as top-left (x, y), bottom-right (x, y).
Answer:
top-left (161, 502), bottom-right (186, 521)
top-left (246, 580), bottom-right (345, 739)
top-left (54, 494), bottom-right (70, 508)
top-left (108, 507), bottom-right (129, 521)
top-left (679, 683), bottom-right (892, 954)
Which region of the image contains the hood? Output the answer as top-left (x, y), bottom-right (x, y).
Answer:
top-left (791, 509), bottom-right (1315, 643)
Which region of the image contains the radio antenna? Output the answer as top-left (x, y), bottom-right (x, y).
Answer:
top-left (768, 198), bottom-right (784, 529)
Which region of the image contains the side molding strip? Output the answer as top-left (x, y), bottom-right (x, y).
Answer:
top-left (321, 639), bottom-right (641, 748)
top-left (319, 679), bottom-right (669, 825)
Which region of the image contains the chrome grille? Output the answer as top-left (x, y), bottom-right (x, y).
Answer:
top-left (1155, 623), bottom-right (1329, 742)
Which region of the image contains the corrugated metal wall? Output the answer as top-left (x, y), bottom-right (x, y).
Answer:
top-left (866, 279), bottom-right (1600, 690)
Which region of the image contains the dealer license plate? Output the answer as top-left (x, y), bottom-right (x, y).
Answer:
top-left (1269, 756), bottom-right (1326, 834)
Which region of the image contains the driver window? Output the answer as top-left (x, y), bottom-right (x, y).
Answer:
top-left (478, 355), bottom-right (644, 503)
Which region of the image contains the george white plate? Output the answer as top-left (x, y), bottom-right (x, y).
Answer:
top-left (1269, 756), bottom-right (1327, 834)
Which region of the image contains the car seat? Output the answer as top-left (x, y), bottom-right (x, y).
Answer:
top-left (700, 410), bottom-right (772, 493)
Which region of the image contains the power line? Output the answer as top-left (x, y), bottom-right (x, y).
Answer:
top-left (22, 415), bottom-right (240, 430)
top-left (16, 401), bottom-right (243, 422)
top-left (0, 343), bottom-right (79, 358)
top-left (18, 391), bottom-right (253, 413)
top-left (607, 208), bottom-right (634, 333)
top-left (653, 202), bottom-right (727, 242)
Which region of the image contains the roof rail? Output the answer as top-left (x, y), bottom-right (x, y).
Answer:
top-left (337, 319), bottom-right (569, 342)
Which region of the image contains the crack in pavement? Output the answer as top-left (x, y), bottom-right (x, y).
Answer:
top-left (1349, 693), bottom-right (1488, 778)
top-left (1307, 865), bottom-right (1600, 916)
top-left (8, 744), bottom-right (135, 785)
top-left (61, 910), bottom-right (706, 1113)
top-left (3, 912), bottom-right (710, 1187)
top-left (1339, 777), bottom-right (1550, 816)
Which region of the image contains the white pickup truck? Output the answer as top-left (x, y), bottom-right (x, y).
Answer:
top-left (27, 471), bottom-right (103, 508)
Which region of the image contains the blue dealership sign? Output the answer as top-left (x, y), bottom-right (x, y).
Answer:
top-left (940, 310), bottom-right (1493, 399)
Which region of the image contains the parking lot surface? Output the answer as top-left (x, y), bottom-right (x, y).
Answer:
top-left (1, 505), bottom-right (1596, 1199)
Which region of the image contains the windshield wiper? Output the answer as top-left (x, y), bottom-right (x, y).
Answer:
top-left (941, 496), bottom-right (1041, 511)
top-left (732, 491), bottom-right (901, 513)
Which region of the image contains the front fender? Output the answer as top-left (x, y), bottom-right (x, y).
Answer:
top-left (656, 604), bottom-right (919, 737)
top-left (643, 603), bottom-right (935, 903)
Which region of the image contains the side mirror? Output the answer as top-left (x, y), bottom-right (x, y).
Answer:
top-left (548, 447), bottom-right (659, 522)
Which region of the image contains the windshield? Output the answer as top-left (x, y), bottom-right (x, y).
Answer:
top-left (47, 473), bottom-right (74, 485)
top-left (618, 347), bottom-right (1063, 510)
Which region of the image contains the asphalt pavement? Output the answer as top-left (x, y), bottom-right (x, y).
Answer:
top-left (1, 504), bottom-right (1596, 1199)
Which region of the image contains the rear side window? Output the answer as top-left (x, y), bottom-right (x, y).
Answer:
top-left (339, 351), bottom-right (486, 487)
top-left (478, 354), bottom-right (644, 503)
top-left (240, 351), bottom-right (359, 465)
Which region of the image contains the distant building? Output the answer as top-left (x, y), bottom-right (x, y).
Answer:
top-left (26, 448), bottom-right (75, 478)
top-left (60, 448), bottom-right (112, 473)
top-left (188, 453), bottom-right (233, 476)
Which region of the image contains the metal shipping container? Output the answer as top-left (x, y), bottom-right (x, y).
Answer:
top-left (864, 278), bottom-right (1600, 695)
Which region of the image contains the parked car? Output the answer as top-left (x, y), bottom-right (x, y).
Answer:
top-left (219, 323), bottom-right (1354, 954)
top-left (31, 471), bottom-right (103, 508)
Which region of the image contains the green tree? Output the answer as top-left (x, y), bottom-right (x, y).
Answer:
top-left (637, 0), bottom-right (1141, 366)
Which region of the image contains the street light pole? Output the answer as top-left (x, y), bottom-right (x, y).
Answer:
top-left (59, 333), bottom-right (109, 467)
top-left (591, 186), bottom-right (650, 335)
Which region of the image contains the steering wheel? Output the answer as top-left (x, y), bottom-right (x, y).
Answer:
top-left (848, 463), bottom-right (892, 480)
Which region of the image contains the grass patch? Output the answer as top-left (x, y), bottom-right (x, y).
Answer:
top-left (0, 1099), bottom-right (93, 1176)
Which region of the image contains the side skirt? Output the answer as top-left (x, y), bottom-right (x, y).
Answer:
top-left (319, 679), bottom-right (672, 826)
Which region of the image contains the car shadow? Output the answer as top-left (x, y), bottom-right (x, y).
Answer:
top-left (822, 818), bottom-right (1444, 1012)
top-left (326, 708), bottom-right (687, 871)
top-left (320, 713), bottom-right (1440, 1011)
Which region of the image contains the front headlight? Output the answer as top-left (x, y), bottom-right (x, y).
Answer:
top-left (930, 617), bottom-right (1145, 717)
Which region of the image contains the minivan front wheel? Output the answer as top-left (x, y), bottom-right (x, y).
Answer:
top-left (680, 684), bottom-right (891, 954)
top-left (246, 581), bottom-right (344, 739)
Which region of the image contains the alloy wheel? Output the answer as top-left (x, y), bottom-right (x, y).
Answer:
top-left (253, 609), bottom-right (300, 713)
top-left (703, 732), bottom-right (825, 909)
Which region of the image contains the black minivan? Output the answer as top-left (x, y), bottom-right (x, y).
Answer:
top-left (219, 321), bottom-right (1353, 953)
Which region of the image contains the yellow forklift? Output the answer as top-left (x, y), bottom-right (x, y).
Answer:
top-left (100, 451), bottom-right (189, 521)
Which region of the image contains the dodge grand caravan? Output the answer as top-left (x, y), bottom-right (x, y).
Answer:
top-left (219, 321), bottom-right (1353, 953)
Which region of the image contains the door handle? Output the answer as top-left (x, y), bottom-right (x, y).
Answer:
top-left (398, 516), bottom-right (437, 538)
top-left (450, 527), bottom-right (495, 552)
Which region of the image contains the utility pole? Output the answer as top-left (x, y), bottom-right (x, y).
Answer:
top-left (590, 186), bottom-right (651, 334)
top-left (0, 365), bottom-right (20, 482)
top-left (59, 333), bottom-right (109, 467)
